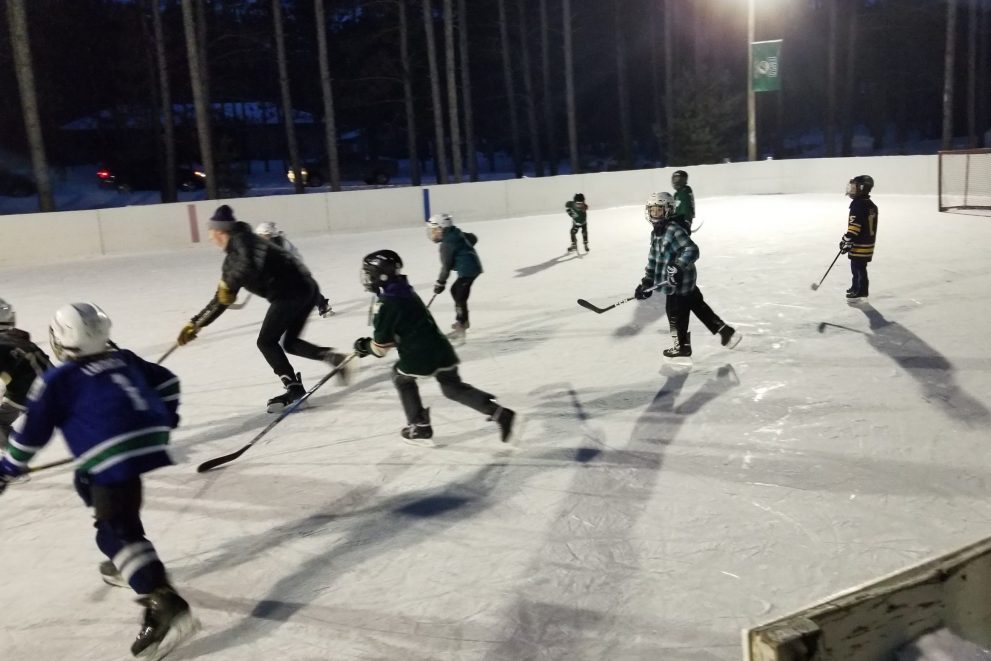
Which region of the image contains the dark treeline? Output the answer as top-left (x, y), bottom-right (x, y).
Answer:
top-left (1, 0), bottom-right (989, 207)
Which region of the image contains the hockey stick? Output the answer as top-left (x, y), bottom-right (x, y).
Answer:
top-left (157, 343), bottom-right (179, 364)
top-left (810, 251), bottom-right (843, 291)
top-left (577, 284), bottom-right (662, 314)
top-left (426, 293), bottom-right (438, 308)
top-left (196, 352), bottom-right (358, 473)
top-left (28, 457), bottom-right (75, 473)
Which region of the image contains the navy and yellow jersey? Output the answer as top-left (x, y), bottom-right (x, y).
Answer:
top-left (565, 200), bottom-right (588, 226)
top-left (368, 277), bottom-right (459, 377)
top-left (845, 197), bottom-right (878, 261)
top-left (1, 349), bottom-right (179, 484)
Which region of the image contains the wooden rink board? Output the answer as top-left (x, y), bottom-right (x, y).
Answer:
top-left (744, 536), bottom-right (991, 660)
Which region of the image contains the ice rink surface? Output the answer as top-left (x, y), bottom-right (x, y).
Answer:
top-left (3, 193), bottom-right (991, 660)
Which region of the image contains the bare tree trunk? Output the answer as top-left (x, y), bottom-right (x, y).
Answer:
top-left (181, 0), bottom-right (217, 199)
top-left (942, 0), bottom-right (958, 149)
top-left (615, 1), bottom-right (633, 169)
top-left (981, 0), bottom-right (990, 147)
top-left (649, 1), bottom-right (664, 163)
top-left (517, 0), bottom-right (544, 177)
top-left (423, 0), bottom-right (449, 183)
top-left (841, 0), bottom-right (858, 157)
top-left (442, 0), bottom-right (463, 182)
top-left (562, 0), bottom-right (579, 174)
top-left (968, 0), bottom-right (977, 147)
top-left (6, 0), bottom-right (54, 212)
top-left (272, 0), bottom-right (303, 193)
top-left (457, 0), bottom-right (478, 180)
top-left (539, 0), bottom-right (557, 174)
top-left (663, 0), bottom-right (675, 163)
top-left (148, 0), bottom-right (177, 202)
top-left (399, 0), bottom-right (421, 186)
top-left (314, 0), bottom-right (341, 191)
top-left (195, 0), bottom-right (210, 95)
top-left (825, 0), bottom-right (837, 157)
top-left (497, 0), bottom-right (523, 177)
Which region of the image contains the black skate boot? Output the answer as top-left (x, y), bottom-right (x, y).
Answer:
top-left (489, 405), bottom-right (520, 444)
top-left (663, 332), bottom-right (692, 358)
top-left (584, 242), bottom-right (589, 252)
top-left (401, 408), bottom-right (434, 446)
top-left (447, 321), bottom-right (468, 344)
top-left (567, 242), bottom-right (577, 253)
top-left (100, 560), bottom-right (128, 588)
top-left (317, 297), bottom-right (334, 317)
top-left (267, 373), bottom-right (306, 413)
top-left (322, 349), bottom-right (355, 385)
top-left (717, 324), bottom-right (741, 349)
top-left (131, 585), bottom-right (198, 660)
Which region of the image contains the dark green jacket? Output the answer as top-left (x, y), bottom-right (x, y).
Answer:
top-left (672, 186), bottom-right (695, 230)
top-left (371, 277), bottom-right (458, 376)
top-left (436, 227), bottom-right (482, 284)
top-left (565, 200), bottom-right (588, 226)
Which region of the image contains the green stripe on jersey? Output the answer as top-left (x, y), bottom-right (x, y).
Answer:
top-left (78, 431), bottom-right (170, 474)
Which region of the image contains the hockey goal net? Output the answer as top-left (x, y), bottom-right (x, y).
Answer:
top-left (938, 148), bottom-right (991, 212)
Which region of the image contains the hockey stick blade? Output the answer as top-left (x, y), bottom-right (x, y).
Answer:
top-left (196, 352), bottom-right (357, 473)
top-left (576, 298), bottom-right (611, 314)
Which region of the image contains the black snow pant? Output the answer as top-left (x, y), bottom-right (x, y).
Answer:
top-left (257, 283), bottom-right (328, 379)
top-left (392, 364), bottom-right (497, 424)
top-left (75, 474), bottom-right (169, 596)
top-left (569, 223), bottom-right (588, 245)
top-left (849, 259), bottom-right (869, 296)
top-left (665, 288), bottom-right (724, 343)
top-left (451, 276), bottom-right (477, 328)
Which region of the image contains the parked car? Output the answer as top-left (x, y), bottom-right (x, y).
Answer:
top-left (97, 158), bottom-right (206, 193)
top-left (0, 169), bottom-right (37, 197)
top-left (287, 153), bottom-right (398, 187)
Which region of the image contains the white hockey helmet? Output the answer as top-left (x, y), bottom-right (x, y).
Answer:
top-left (645, 192), bottom-right (674, 223)
top-left (49, 303), bottom-right (112, 361)
top-left (255, 221), bottom-right (281, 238)
top-left (426, 213), bottom-right (454, 230)
top-left (0, 298), bottom-right (14, 329)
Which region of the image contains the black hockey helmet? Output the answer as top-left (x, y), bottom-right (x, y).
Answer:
top-left (671, 170), bottom-right (688, 189)
top-left (573, 193), bottom-right (585, 202)
top-left (361, 249), bottom-right (404, 292)
top-left (846, 174), bottom-right (874, 198)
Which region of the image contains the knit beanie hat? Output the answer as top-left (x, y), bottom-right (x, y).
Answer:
top-left (209, 205), bottom-right (236, 231)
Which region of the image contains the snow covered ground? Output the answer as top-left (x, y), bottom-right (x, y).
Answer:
top-left (3, 194), bottom-right (991, 660)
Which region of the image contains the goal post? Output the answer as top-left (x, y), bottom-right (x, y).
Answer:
top-left (938, 148), bottom-right (991, 212)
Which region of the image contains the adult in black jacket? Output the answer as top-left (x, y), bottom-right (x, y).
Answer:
top-left (176, 206), bottom-right (350, 411)
top-left (0, 299), bottom-right (53, 446)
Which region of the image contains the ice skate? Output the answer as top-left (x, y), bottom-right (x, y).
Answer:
top-left (662, 332), bottom-right (693, 368)
top-left (267, 373), bottom-right (305, 413)
top-left (317, 298), bottom-right (334, 318)
top-left (717, 324), bottom-right (741, 349)
top-left (490, 405), bottom-right (522, 444)
top-left (322, 349), bottom-right (355, 385)
top-left (447, 322), bottom-right (467, 344)
top-left (100, 560), bottom-right (127, 588)
top-left (567, 242), bottom-right (577, 253)
top-left (401, 409), bottom-right (434, 447)
top-left (583, 242), bottom-right (589, 252)
top-left (131, 586), bottom-right (199, 660)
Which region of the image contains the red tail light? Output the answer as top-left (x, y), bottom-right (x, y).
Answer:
top-left (97, 169), bottom-right (111, 179)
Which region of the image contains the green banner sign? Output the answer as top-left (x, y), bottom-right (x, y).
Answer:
top-left (752, 40), bottom-right (782, 92)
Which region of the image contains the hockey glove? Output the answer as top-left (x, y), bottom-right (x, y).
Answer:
top-left (839, 236), bottom-right (853, 254)
top-left (664, 265), bottom-right (682, 287)
top-left (634, 277), bottom-right (654, 300)
top-left (353, 337), bottom-right (373, 358)
top-left (177, 322), bottom-right (199, 346)
top-left (433, 282), bottom-right (446, 295)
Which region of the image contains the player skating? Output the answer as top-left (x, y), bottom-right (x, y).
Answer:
top-left (427, 213), bottom-right (482, 342)
top-left (670, 170), bottom-right (695, 234)
top-left (0, 303), bottom-right (198, 660)
top-left (0, 298), bottom-right (52, 448)
top-left (565, 193), bottom-right (589, 252)
top-left (177, 205), bottom-right (351, 413)
top-left (839, 175), bottom-right (877, 300)
top-left (255, 221), bottom-right (334, 317)
top-left (353, 250), bottom-right (518, 446)
top-left (634, 193), bottom-right (740, 360)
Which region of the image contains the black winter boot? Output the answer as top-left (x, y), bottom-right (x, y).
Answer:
top-left (267, 373), bottom-right (306, 413)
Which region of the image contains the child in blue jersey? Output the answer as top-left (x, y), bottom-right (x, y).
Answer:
top-left (0, 303), bottom-right (198, 660)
